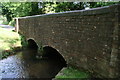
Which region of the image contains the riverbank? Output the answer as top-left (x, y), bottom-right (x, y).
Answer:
top-left (0, 27), bottom-right (21, 59)
top-left (55, 67), bottom-right (90, 79)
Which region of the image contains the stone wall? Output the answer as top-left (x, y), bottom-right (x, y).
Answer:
top-left (16, 4), bottom-right (120, 78)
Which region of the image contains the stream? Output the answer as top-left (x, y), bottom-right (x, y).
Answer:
top-left (0, 49), bottom-right (66, 79)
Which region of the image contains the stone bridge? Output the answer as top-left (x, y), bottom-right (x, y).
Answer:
top-left (15, 4), bottom-right (120, 78)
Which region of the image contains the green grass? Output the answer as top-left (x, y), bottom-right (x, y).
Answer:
top-left (55, 67), bottom-right (90, 79)
top-left (0, 27), bottom-right (21, 59)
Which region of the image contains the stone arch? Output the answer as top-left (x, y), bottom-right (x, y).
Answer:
top-left (43, 46), bottom-right (67, 67)
top-left (27, 39), bottom-right (39, 50)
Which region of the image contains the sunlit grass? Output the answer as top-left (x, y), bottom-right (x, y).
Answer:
top-left (0, 27), bottom-right (21, 59)
top-left (55, 67), bottom-right (90, 78)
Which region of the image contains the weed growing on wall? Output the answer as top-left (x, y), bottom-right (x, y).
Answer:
top-left (20, 34), bottom-right (28, 49)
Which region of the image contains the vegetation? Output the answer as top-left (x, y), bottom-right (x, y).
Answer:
top-left (20, 34), bottom-right (28, 48)
top-left (55, 67), bottom-right (90, 78)
top-left (0, 27), bottom-right (21, 59)
top-left (0, 2), bottom-right (119, 26)
top-left (0, 2), bottom-right (42, 26)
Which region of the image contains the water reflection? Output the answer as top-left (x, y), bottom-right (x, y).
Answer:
top-left (0, 49), bottom-right (66, 79)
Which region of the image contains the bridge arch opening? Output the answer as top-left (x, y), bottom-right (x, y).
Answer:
top-left (43, 46), bottom-right (67, 67)
top-left (27, 39), bottom-right (38, 50)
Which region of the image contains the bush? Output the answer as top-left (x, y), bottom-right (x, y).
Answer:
top-left (9, 19), bottom-right (15, 27)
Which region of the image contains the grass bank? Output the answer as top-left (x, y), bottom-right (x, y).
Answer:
top-left (55, 66), bottom-right (90, 79)
top-left (0, 27), bottom-right (21, 59)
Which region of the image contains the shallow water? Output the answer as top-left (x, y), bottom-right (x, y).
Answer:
top-left (0, 49), bottom-right (65, 79)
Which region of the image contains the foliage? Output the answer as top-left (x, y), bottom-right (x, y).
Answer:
top-left (0, 2), bottom-right (119, 24)
top-left (0, 2), bottom-right (42, 23)
top-left (89, 2), bottom-right (119, 8)
top-left (20, 34), bottom-right (28, 49)
top-left (55, 2), bottom-right (85, 12)
top-left (41, 2), bottom-right (85, 13)
top-left (41, 2), bottom-right (119, 14)
top-left (8, 19), bottom-right (15, 26)
top-left (2, 20), bottom-right (9, 25)
top-left (42, 2), bottom-right (56, 13)
top-left (0, 3), bottom-right (13, 22)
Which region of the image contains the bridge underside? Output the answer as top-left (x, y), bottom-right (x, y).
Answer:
top-left (27, 39), bottom-right (67, 67)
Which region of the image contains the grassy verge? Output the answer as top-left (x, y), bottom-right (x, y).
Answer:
top-left (55, 67), bottom-right (90, 79)
top-left (0, 27), bottom-right (21, 59)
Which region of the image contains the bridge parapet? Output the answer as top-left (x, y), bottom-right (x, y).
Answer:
top-left (16, 4), bottom-right (120, 78)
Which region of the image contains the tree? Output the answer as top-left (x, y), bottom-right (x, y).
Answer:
top-left (41, 2), bottom-right (85, 13)
top-left (55, 2), bottom-right (84, 12)
top-left (0, 2), bottom-right (42, 23)
top-left (89, 2), bottom-right (119, 8)
top-left (0, 2), bottom-right (119, 24)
